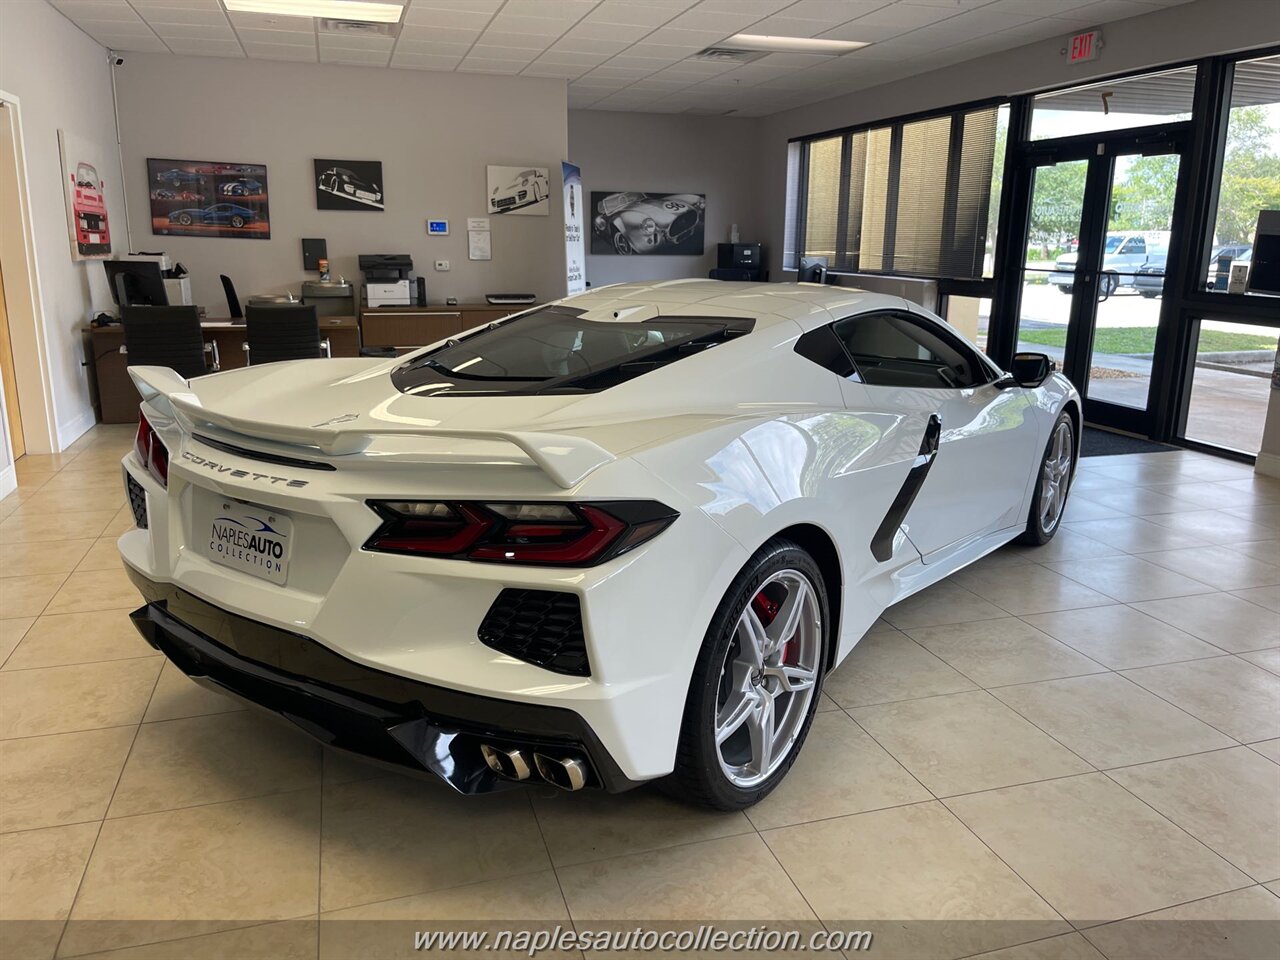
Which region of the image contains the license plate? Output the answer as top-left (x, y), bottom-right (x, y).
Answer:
top-left (207, 502), bottom-right (292, 584)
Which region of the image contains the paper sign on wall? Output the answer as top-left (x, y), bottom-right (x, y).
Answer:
top-left (468, 229), bottom-right (491, 261)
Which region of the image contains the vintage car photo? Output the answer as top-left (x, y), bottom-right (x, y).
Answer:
top-left (590, 191), bottom-right (706, 255)
top-left (120, 280), bottom-right (1078, 810)
top-left (315, 159), bottom-right (384, 211)
top-left (487, 165), bottom-right (550, 215)
top-left (58, 129), bottom-right (113, 260)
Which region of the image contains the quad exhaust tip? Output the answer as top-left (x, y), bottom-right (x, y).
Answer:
top-left (479, 743), bottom-right (588, 791)
top-left (533, 752), bottom-right (588, 791)
top-left (479, 743), bottom-right (532, 781)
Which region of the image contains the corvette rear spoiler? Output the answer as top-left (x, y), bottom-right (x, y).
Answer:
top-left (127, 365), bottom-right (615, 489)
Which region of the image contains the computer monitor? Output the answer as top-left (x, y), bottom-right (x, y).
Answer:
top-left (103, 260), bottom-right (168, 308)
top-left (799, 256), bottom-right (828, 284)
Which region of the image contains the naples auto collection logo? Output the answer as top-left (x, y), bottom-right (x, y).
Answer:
top-left (180, 450), bottom-right (308, 487)
top-left (210, 512), bottom-right (287, 573)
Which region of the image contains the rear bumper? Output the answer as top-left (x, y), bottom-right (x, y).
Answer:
top-left (124, 566), bottom-right (640, 794)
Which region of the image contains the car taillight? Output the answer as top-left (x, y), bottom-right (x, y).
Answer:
top-left (363, 500), bottom-right (677, 567)
top-left (134, 412), bottom-right (169, 488)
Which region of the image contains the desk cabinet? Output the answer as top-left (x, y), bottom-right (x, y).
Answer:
top-left (358, 304), bottom-right (531, 349)
top-left (85, 316), bottom-right (360, 424)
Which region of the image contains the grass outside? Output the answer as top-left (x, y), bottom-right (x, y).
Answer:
top-left (1019, 326), bottom-right (1277, 355)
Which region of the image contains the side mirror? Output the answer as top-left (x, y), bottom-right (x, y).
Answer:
top-left (1008, 352), bottom-right (1055, 388)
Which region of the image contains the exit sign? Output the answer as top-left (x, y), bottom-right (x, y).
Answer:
top-left (1068, 29), bottom-right (1102, 64)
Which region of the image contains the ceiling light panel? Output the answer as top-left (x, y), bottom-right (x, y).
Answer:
top-left (725, 34), bottom-right (869, 54)
top-left (223, 1), bottom-right (404, 24)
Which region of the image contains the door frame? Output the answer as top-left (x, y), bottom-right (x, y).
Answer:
top-left (0, 90), bottom-right (60, 467)
top-left (1000, 120), bottom-right (1195, 437)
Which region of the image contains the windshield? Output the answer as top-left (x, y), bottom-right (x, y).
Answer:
top-left (391, 305), bottom-right (752, 395)
top-left (599, 192), bottom-right (646, 216)
top-left (1104, 235), bottom-right (1125, 253)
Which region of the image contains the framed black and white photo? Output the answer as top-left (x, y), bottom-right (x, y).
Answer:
top-left (487, 165), bottom-right (550, 216)
top-left (589, 191), bottom-right (706, 255)
top-left (315, 159), bottom-right (384, 211)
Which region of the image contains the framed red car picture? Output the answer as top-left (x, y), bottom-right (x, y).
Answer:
top-left (59, 129), bottom-right (113, 260)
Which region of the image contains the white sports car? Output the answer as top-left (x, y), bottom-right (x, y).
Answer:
top-left (119, 281), bottom-right (1079, 809)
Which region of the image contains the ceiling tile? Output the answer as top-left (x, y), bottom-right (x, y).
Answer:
top-left (318, 33), bottom-right (395, 50)
top-left (469, 31), bottom-right (551, 49)
top-left (536, 49), bottom-right (614, 65)
top-left (692, 0), bottom-right (795, 15)
top-left (663, 8), bottom-right (774, 33)
top-left (581, 4), bottom-right (686, 28)
top-left (468, 45), bottom-right (540, 62)
top-left (390, 52), bottom-right (463, 70)
top-left (134, 7), bottom-right (231, 28)
top-left (457, 57), bottom-right (527, 74)
top-left (503, 0), bottom-right (597, 16)
top-left (547, 36), bottom-right (632, 55)
top-left (1063, 0), bottom-right (1165, 20)
top-left (74, 19), bottom-right (158, 40)
top-left (242, 42), bottom-right (318, 61)
top-left (606, 54), bottom-right (685, 70)
top-left (397, 24), bottom-right (483, 43)
top-left (932, 8), bottom-right (1038, 43)
top-left (521, 60), bottom-right (589, 78)
top-left (739, 15), bottom-right (834, 38)
top-left (88, 32), bottom-right (170, 52)
top-left (236, 26), bottom-right (315, 45)
top-left (400, 6), bottom-right (493, 30)
top-left (486, 13), bottom-right (586, 37)
top-left (162, 38), bottom-right (246, 57)
top-left (49, 0), bottom-right (140, 23)
top-left (320, 48), bottom-right (393, 65)
top-left (227, 11), bottom-right (313, 32)
top-left (850, 3), bottom-right (965, 28)
top-left (393, 38), bottom-right (473, 55)
top-left (407, 0), bottom-right (503, 12)
top-left (561, 20), bottom-right (654, 42)
top-left (148, 23), bottom-right (238, 40)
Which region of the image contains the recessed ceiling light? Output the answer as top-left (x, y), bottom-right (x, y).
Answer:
top-left (726, 34), bottom-right (869, 55)
top-left (223, 0), bottom-right (404, 23)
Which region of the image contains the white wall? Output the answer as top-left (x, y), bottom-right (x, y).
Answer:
top-left (0, 0), bottom-right (127, 450)
top-left (113, 55), bottom-right (569, 310)
top-left (757, 0), bottom-right (1280, 278)
top-left (568, 111), bottom-right (764, 288)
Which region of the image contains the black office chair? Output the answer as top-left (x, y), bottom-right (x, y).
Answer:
top-left (120, 305), bottom-right (216, 379)
top-left (243, 303), bottom-right (330, 364)
top-left (220, 274), bottom-right (243, 320)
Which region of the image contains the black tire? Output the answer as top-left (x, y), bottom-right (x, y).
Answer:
top-left (612, 231), bottom-right (634, 255)
top-left (660, 538), bottom-right (829, 810)
top-left (1019, 410), bottom-right (1075, 545)
top-left (1099, 272), bottom-right (1118, 300)
top-left (1056, 284), bottom-right (1073, 294)
top-left (1140, 291), bottom-right (1159, 299)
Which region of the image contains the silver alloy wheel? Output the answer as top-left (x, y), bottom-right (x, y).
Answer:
top-left (1039, 420), bottom-right (1074, 533)
top-left (714, 569), bottom-right (821, 788)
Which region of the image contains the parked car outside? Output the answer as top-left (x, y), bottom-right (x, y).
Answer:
top-left (1048, 231), bottom-right (1170, 298)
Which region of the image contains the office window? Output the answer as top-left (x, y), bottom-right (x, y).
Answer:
top-left (1206, 54), bottom-right (1280, 294)
top-left (790, 104), bottom-right (1005, 280)
top-left (1029, 65), bottom-right (1197, 140)
top-left (804, 136), bottom-right (843, 265)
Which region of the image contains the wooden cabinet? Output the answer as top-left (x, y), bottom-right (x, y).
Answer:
top-left (359, 304), bottom-right (532, 349)
top-left (85, 315), bottom-right (360, 424)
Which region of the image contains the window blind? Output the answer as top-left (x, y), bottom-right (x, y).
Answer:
top-left (791, 104), bottom-right (1005, 281)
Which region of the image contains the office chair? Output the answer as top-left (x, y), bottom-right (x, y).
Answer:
top-left (220, 274), bottom-right (243, 320)
top-left (243, 303), bottom-right (330, 364)
top-left (120, 305), bottom-right (216, 379)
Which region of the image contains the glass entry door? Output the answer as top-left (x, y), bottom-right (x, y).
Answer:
top-left (1014, 140), bottom-right (1186, 434)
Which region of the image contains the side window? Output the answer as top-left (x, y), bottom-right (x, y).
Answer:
top-left (1127, 237), bottom-right (1146, 254)
top-left (833, 312), bottom-right (987, 389)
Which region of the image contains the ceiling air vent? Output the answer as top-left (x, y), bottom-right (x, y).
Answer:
top-left (317, 18), bottom-right (400, 39)
top-left (690, 46), bottom-right (768, 65)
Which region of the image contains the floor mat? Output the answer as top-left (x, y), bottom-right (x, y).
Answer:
top-left (1081, 427), bottom-right (1178, 457)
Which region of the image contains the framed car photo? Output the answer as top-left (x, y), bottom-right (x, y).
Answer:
top-left (315, 159), bottom-right (384, 212)
top-left (147, 158), bottom-right (270, 240)
top-left (590, 191), bottom-right (706, 255)
top-left (487, 165), bottom-right (550, 216)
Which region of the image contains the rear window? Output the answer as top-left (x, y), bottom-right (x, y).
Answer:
top-left (391, 305), bottom-right (753, 396)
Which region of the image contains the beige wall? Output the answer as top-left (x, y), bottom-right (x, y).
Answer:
top-left (568, 110), bottom-right (765, 288)
top-left (113, 55), bottom-right (569, 310)
top-left (757, 0), bottom-right (1280, 279)
top-left (0, 0), bottom-right (128, 449)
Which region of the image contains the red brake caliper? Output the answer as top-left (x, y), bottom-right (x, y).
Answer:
top-left (752, 589), bottom-right (800, 665)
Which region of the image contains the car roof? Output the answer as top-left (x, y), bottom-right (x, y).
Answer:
top-left (559, 280), bottom-right (908, 333)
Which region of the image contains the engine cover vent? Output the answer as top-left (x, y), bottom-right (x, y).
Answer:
top-left (690, 46), bottom-right (768, 64)
top-left (318, 18), bottom-right (400, 39)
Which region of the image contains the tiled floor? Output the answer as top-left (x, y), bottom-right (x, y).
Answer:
top-left (2, 426), bottom-right (1278, 960)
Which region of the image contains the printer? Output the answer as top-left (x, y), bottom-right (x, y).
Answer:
top-left (360, 253), bottom-right (423, 307)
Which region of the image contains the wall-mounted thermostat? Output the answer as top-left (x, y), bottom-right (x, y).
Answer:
top-left (427, 219), bottom-right (449, 236)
